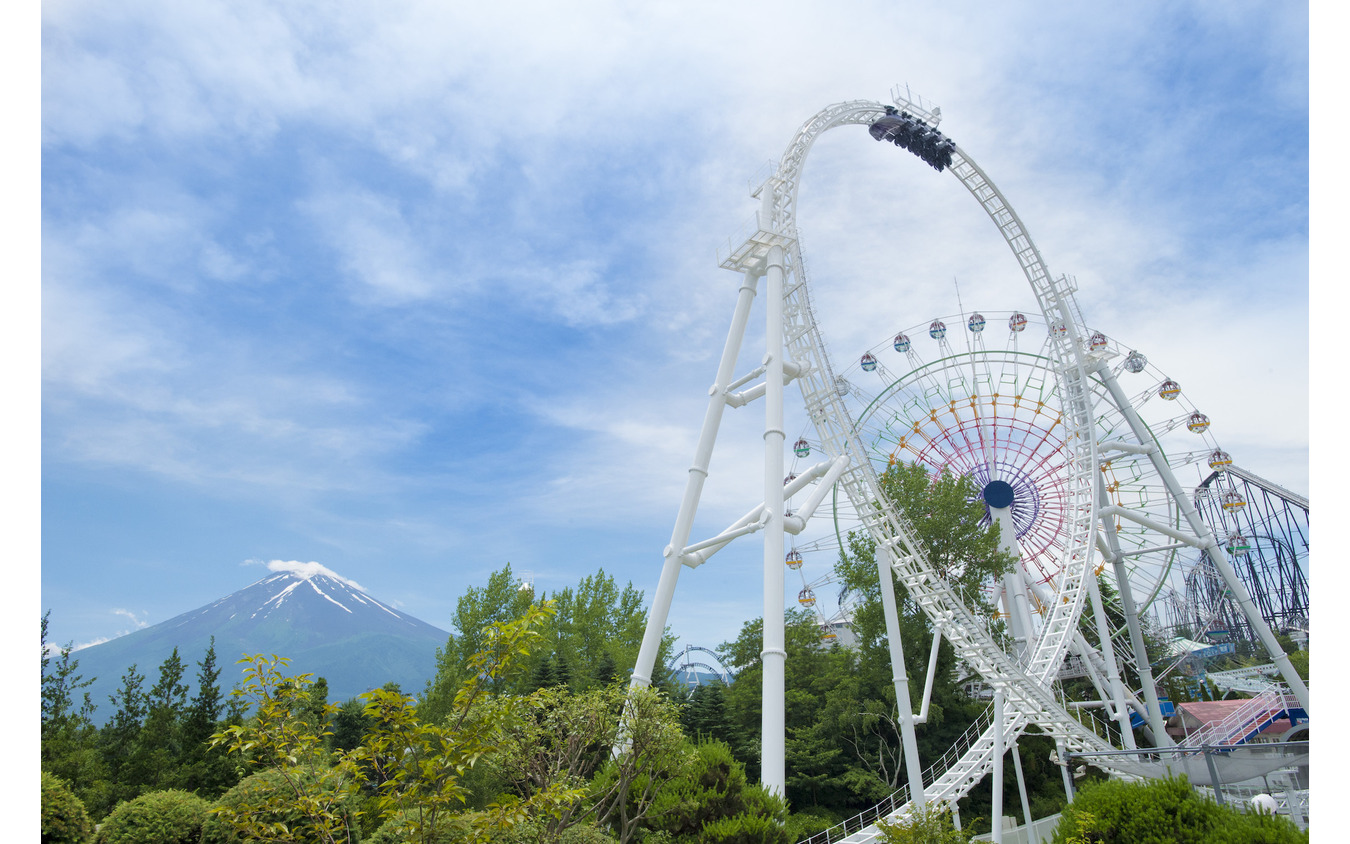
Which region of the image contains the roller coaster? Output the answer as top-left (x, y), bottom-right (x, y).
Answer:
top-left (625, 87), bottom-right (1309, 840)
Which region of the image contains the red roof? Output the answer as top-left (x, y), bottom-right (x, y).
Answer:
top-left (1165, 700), bottom-right (1295, 741)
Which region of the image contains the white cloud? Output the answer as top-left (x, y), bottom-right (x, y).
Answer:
top-left (299, 188), bottom-right (444, 305)
top-left (264, 559), bottom-right (366, 592)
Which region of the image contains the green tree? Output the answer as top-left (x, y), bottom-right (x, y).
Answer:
top-left (95, 663), bottom-right (149, 815)
top-left (827, 461), bottom-right (1016, 805)
top-left (679, 682), bottom-right (736, 749)
top-left (547, 569), bottom-right (656, 691)
top-left (643, 739), bottom-right (788, 842)
top-left (588, 686), bottom-right (693, 844)
top-left (127, 647), bottom-right (191, 792)
top-left (420, 564), bottom-right (539, 723)
top-left (331, 696), bottom-right (375, 754)
top-left (210, 653), bottom-right (361, 844)
top-left (176, 638), bottom-right (239, 796)
top-left (41, 614), bottom-right (104, 810)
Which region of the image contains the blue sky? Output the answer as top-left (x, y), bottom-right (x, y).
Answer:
top-left (37, 2), bottom-right (1311, 662)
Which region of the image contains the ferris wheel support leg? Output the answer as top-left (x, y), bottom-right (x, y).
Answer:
top-left (877, 543), bottom-right (927, 806)
top-left (761, 244), bottom-right (788, 798)
top-left (1084, 563), bottom-right (1138, 750)
top-left (1096, 503), bottom-right (1173, 745)
top-left (1091, 362), bottom-right (1310, 714)
top-left (630, 271), bottom-right (761, 691)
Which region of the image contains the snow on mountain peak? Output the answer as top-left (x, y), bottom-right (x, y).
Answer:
top-left (265, 560), bottom-right (366, 593)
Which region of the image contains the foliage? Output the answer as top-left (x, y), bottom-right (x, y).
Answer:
top-left (42, 772), bottom-right (94, 844)
top-left (589, 687), bottom-right (695, 844)
top-left (485, 819), bottom-right (621, 843)
top-left (42, 614), bottom-right (105, 810)
top-left (1286, 648), bottom-right (1308, 683)
top-left (483, 682), bottom-right (626, 838)
top-left (209, 653), bottom-right (363, 844)
top-left (842, 462), bottom-right (1015, 609)
top-left (874, 803), bottom-right (974, 844)
top-left (1049, 775), bottom-right (1308, 844)
top-left (419, 564), bottom-right (540, 722)
top-left (365, 808), bottom-right (468, 844)
top-left (641, 739), bottom-right (785, 841)
top-left (699, 811), bottom-right (792, 844)
top-left (210, 601), bottom-right (579, 844)
top-left (93, 789), bottom-right (212, 844)
top-left (199, 769), bottom-right (362, 844)
top-left (421, 565), bottom-right (676, 723)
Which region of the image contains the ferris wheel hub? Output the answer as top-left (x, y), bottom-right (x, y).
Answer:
top-left (983, 480), bottom-right (1016, 509)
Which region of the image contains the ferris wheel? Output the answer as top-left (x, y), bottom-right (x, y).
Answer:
top-left (627, 89), bottom-right (1309, 838)
top-left (804, 308), bottom-right (1234, 622)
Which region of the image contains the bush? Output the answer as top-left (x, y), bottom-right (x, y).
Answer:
top-left (42, 772), bottom-right (94, 844)
top-left (366, 808), bottom-right (468, 844)
top-left (93, 790), bottom-right (211, 844)
top-left (368, 814), bottom-right (619, 844)
top-left (784, 807), bottom-right (836, 841)
top-left (491, 820), bottom-right (620, 843)
top-left (699, 812), bottom-right (792, 844)
top-left (875, 803), bottom-right (974, 844)
top-left (201, 769), bottom-right (362, 844)
top-left (637, 739), bottom-right (788, 842)
top-left (1050, 775), bottom-right (1307, 844)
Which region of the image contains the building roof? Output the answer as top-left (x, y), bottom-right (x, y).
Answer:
top-left (1165, 699), bottom-right (1295, 742)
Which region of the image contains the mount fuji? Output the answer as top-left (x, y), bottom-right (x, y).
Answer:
top-left (67, 562), bottom-right (451, 723)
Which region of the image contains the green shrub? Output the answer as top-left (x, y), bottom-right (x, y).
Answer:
top-left (491, 819), bottom-right (620, 843)
top-left (1051, 775), bottom-right (1307, 844)
top-left (699, 812), bottom-right (791, 844)
top-left (875, 803), bottom-right (974, 843)
top-left (93, 790), bottom-right (211, 844)
top-left (201, 769), bottom-right (362, 844)
top-left (366, 808), bottom-right (467, 844)
top-left (784, 806), bottom-right (836, 841)
top-left (42, 772), bottom-right (94, 844)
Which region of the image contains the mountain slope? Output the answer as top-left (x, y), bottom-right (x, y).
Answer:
top-left (66, 565), bottom-right (451, 723)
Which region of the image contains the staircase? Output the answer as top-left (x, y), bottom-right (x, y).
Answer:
top-left (1187, 685), bottom-right (1303, 747)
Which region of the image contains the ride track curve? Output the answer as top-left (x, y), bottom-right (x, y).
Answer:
top-left (628, 90), bottom-right (1309, 841)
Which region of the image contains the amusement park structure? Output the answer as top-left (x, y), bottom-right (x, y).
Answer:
top-left (626, 88), bottom-right (1309, 839)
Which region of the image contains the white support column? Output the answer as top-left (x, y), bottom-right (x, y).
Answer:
top-left (1012, 741), bottom-right (1033, 831)
top-left (761, 244), bottom-right (788, 798)
top-left (630, 272), bottom-right (760, 690)
top-left (992, 687), bottom-right (1005, 844)
top-left (878, 544), bottom-right (926, 806)
top-left (1057, 740), bottom-right (1075, 802)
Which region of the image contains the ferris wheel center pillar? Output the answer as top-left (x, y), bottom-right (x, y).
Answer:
top-left (760, 243), bottom-right (788, 798)
top-left (986, 485), bottom-right (1036, 662)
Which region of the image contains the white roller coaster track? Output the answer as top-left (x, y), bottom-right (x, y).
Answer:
top-left (746, 98), bottom-right (1132, 825)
